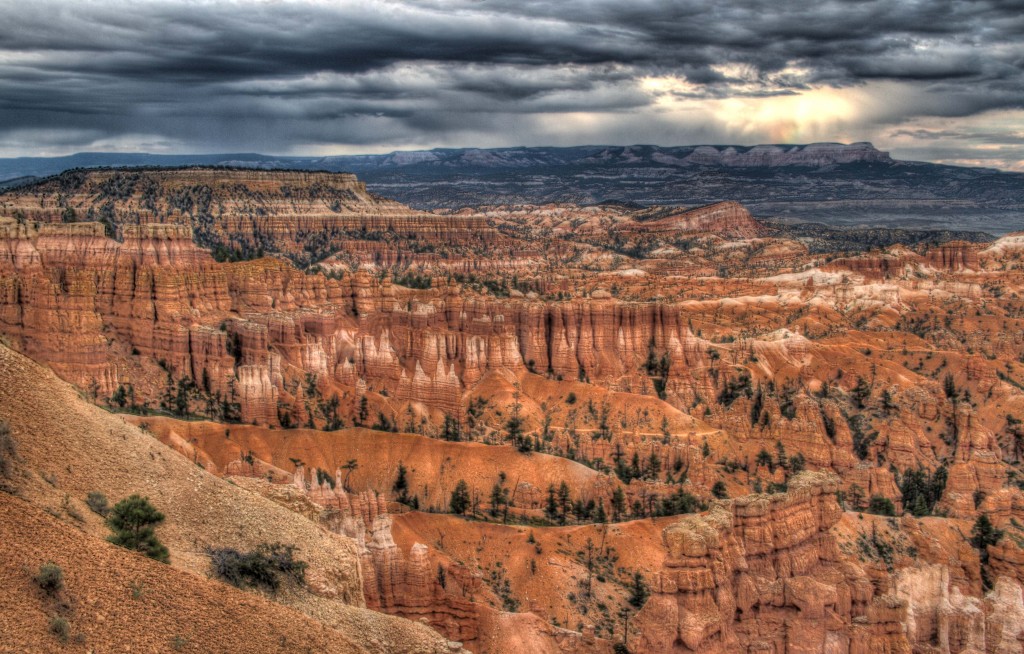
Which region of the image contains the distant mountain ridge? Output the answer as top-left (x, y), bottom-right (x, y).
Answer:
top-left (1, 143), bottom-right (1022, 233)
top-left (0, 142), bottom-right (907, 179)
top-left (334, 142), bottom-right (898, 170)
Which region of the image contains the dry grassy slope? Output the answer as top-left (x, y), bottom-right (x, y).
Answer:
top-left (133, 418), bottom-right (614, 510)
top-left (0, 492), bottom-right (371, 654)
top-left (0, 343), bottom-right (459, 654)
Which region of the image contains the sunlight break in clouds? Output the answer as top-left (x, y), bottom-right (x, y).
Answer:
top-left (0, 0), bottom-right (1021, 167)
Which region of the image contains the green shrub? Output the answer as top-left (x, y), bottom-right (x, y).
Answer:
top-left (209, 543), bottom-right (307, 592)
top-left (711, 481), bottom-right (728, 499)
top-left (35, 563), bottom-right (64, 595)
top-left (106, 495), bottom-right (169, 563)
top-left (0, 420), bottom-right (17, 480)
top-left (867, 495), bottom-right (896, 517)
top-left (49, 616), bottom-right (70, 643)
top-left (85, 491), bottom-right (110, 517)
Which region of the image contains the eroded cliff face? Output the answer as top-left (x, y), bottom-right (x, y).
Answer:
top-left (5, 169), bottom-right (1024, 653)
top-left (629, 473), bottom-right (889, 653)
top-left (632, 473), bottom-right (1024, 654)
top-left (3, 211), bottom-right (1024, 518)
top-left (226, 466), bottom-right (612, 653)
top-left (0, 215), bottom-right (744, 426)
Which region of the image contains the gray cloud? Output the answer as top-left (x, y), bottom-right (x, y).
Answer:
top-left (0, 0), bottom-right (1021, 166)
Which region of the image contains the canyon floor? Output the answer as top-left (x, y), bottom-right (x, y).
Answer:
top-left (2, 167), bottom-right (1024, 653)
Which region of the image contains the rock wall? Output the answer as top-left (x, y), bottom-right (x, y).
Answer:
top-left (291, 467), bottom-right (482, 644)
top-left (926, 241), bottom-right (981, 272)
top-left (628, 472), bottom-right (911, 653)
top-left (0, 220), bottom-right (723, 419)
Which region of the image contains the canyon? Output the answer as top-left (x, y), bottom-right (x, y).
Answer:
top-left (2, 167), bottom-right (1024, 653)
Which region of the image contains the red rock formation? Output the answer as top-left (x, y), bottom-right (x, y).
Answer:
top-left (288, 467), bottom-right (481, 643)
top-left (6, 168), bottom-right (1024, 653)
top-left (926, 241), bottom-right (981, 272)
top-left (822, 251), bottom-right (922, 281)
top-left (628, 473), bottom-right (912, 654)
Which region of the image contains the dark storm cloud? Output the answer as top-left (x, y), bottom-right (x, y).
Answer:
top-left (0, 0), bottom-right (1021, 157)
top-left (891, 127), bottom-right (1024, 145)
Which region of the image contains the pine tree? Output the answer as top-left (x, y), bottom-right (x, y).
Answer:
top-left (393, 463), bottom-right (410, 505)
top-left (557, 482), bottom-right (571, 525)
top-left (545, 484), bottom-right (559, 521)
top-left (971, 513), bottom-right (1004, 589)
top-left (356, 396), bottom-right (369, 426)
top-left (489, 482), bottom-right (508, 518)
top-left (611, 487), bottom-right (626, 521)
top-left (712, 481), bottom-right (728, 499)
top-left (852, 376), bottom-right (871, 409)
top-left (881, 388), bottom-right (896, 415)
top-left (627, 571), bottom-right (649, 608)
top-left (789, 453), bottom-right (805, 475)
top-left (508, 391), bottom-right (529, 452)
top-left (106, 495), bottom-right (170, 563)
top-left (449, 480), bottom-right (471, 515)
top-left (775, 441), bottom-right (788, 471)
top-left (847, 483), bottom-right (865, 511)
top-left (971, 513), bottom-right (1003, 562)
top-left (944, 373), bottom-right (957, 400)
top-left (442, 414), bottom-right (462, 442)
top-left (647, 451), bottom-right (661, 480)
top-left (749, 385), bottom-right (763, 426)
top-left (341, 459), bottom-right (359, 491)
top-left (629, 452), bottom-right (642, 480)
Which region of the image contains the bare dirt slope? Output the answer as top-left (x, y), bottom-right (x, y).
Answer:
top-left (0, 492), bottom-right (372, 654)
top-left (134, 418), bottom-right (614, 512)
top-left (0, 343), bottom-right (459, 654)
top-left (391, 511), bottom-right (674, 638)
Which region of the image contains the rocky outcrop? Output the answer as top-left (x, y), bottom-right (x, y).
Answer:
top-left (895, 564), bottom-right (1024, 654)
top-left (0, 221), bottom-right (723, 420)
top-left (288, 467), bottom-right (481, 644)
top-left (822, 251), bottom-right (923, 281)
top-left (926, 241), bottom-right (981, 272)
top-left (628, 473), bottom-right (911, 653)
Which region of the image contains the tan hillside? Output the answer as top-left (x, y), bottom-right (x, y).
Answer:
top-left (0, 492), bottom-right (373, 654)
top-left (0, 342), bottom-right (462, 654)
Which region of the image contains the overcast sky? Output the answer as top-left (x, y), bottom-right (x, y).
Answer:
top-left (0, 0), bottom-right (1022, 169)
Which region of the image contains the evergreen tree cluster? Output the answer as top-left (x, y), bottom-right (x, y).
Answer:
top-left (898, 466), bottom-right (948, 517)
